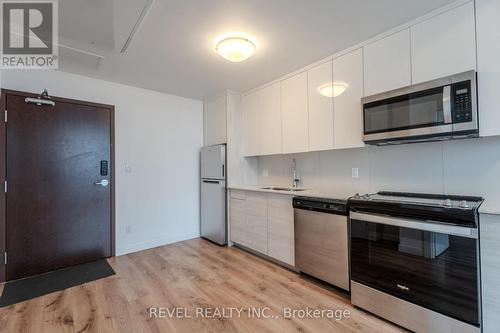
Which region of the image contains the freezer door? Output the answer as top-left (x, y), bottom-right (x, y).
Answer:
top-left (201, 145), bottom-right (225, 180)
top-left (201, 179), bottom-right (227, 245)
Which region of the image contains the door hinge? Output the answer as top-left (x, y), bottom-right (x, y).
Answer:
top-left (4, 110), bottom-right (7, 123)
top-left (4, 252), bottom-right (6, 265)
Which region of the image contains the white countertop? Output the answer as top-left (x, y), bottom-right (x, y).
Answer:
top-left (230, 186), bottom-right (500, 215)
top-left (479, 200), bottom-right (500, 215)
top-left (228, 185), bottom-right (351, 201)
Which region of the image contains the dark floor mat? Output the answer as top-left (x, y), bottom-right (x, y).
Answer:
top-left (0, 259), bottom-right (115, 307)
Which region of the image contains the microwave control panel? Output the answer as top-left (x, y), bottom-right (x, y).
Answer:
top-left (452, 80), bottom-right (472, 123)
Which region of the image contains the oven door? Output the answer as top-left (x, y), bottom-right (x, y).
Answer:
top-left (350, 212), bottom-right (479, 326)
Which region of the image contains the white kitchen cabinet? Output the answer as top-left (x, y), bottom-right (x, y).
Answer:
top-left (243, 90), bottom-right (261, 157)
top-left (267, 194), bottom-right (294, 266)
top-left (204, 90), bottom-right (246, 187)
top-left (308, 61), bottom-right (334, 151)
top-left (411, 2), bottom-right (476, 84)
top-left (333, 49), bottom-right (365, 149)
top-left (203, 92), bottom-right (227, 146)
top-left (363, 29), bottom-right (411, 96)
top-left (479, 213), bottom-right (500, 333)
top-left (244, 82), bottom-right (282, 156)
top-left (281, 72), bottom-right (309, 154)
top-left (476, 0), bottom-right (500, 137)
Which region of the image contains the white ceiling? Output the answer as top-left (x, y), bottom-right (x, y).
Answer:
top-left (58, 0), bottom-right (458, 100)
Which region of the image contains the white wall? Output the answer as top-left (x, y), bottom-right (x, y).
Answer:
top-left (256, 136), bottom-right (500, 200)
top-left (1, 69), bottom-right (203, 255)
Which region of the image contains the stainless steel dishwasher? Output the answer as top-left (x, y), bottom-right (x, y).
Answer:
top-left (293, 196), bottom-right (349, 291)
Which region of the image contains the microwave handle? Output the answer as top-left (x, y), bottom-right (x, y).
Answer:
top-left (443, 85), bottom-right (452, 124)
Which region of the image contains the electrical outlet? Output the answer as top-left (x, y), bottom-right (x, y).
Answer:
top-left (125, 225), bottom-right (132, 234)
top-left (351, 168), bottom-right (359, 179)
top-left (262, 169), bottom-right (269, 178)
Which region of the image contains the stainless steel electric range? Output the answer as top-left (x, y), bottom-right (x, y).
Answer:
top-left (348, 191), bottom-right (483, 333)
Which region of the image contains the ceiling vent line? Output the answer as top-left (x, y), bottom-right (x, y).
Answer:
top-left (58, 43), bottom-right (105, 60)
top-left (120, 0), bottom-right (155, 54)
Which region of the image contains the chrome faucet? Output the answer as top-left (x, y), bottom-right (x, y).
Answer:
top-left (292, 158), bottom-right (300, 188)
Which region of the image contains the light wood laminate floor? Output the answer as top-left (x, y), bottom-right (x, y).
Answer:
top-left (0, 238), bottom-right (406, 332)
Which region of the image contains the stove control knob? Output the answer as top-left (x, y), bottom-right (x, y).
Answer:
top-left (460, 200), bottom-right (469, 209)
top-left (444, 199), bottom-right (452, 207)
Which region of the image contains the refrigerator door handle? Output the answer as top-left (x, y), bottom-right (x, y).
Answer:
top-left (222, 165), bottom-right (225, 178)
top-left (202, 179), bottom-right (220, 184)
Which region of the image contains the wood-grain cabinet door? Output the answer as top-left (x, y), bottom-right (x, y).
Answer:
top-left (229, 190), bottom-right (246, 245)
top-left (244, 192), bottom-right (268, 254)
top-left (480, 213), bottom-right (500, 333)
top-left (268, 194), bottom-right (294, 266)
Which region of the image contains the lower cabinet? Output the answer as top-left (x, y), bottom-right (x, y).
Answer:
top-left (229, 190), bottom-right (294, 266)
top-left (479, 213), bottom-right (500, 333)
top-left (244, 192), bottom-right (268, 254)
top-left (268, 194), bottom-right (295, 266)
top-left (229, 191), bottom-right (246, 245)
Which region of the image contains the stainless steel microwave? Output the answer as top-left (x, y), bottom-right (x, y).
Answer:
top-left (362, 71), bottom-right (478, 145)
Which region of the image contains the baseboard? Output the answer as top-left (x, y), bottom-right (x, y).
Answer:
top-left (116, 232), bottom-right (201, 256)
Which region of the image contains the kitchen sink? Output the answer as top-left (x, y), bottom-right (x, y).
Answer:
top-left (260, 187), bottom-right (307, 192)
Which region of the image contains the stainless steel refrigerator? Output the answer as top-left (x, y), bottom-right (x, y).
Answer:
top-left (200, 144), bottom-right (227, 245)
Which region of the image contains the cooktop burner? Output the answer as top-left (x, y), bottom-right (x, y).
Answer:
top-left (348, 191), bottom-right (483, 227)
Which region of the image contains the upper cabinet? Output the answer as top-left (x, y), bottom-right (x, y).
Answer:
top-left (308, 61), bottom-right (334, 151)
top-left (240, 1), bottom-right (488, 154)
top-left (244, 82), bottom-right (282, 156)
top-left (411, 2), bottom-right (476, 84)
top-left (333, 49), bottom-right (364, 150)
top-left (476, 0), bottom-right (500, 137)
top-left (203, 92), bottom-right (227, 146)
top-left (281, 72), bottom-right (309, 154)
top-left (363, 29), bottom-right (411, 96)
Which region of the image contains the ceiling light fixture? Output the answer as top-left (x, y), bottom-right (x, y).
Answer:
top-left (215, 33), bottom-right (256, 62)
top-left (318, 82), bottom-right (348, 98)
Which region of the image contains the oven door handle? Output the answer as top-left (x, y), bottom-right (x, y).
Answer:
top-left (350, 212), bottom-right (478, 239)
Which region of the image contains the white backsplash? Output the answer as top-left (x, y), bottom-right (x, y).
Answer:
top-left (252, 136), bottom-right (500, 200)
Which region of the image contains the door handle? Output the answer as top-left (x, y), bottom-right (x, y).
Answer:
top-left (443, 85), bottom-right (452, 124)
top-left (94, 179), bottom-right (109, 187)
top-left (203, 180), bottom-right (220, 184)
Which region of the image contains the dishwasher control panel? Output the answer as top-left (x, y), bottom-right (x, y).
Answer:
top-left (293, 196), bottom-right (348, 215)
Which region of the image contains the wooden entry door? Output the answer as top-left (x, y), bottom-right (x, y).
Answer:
top-left (4, 91), bottom-right (114, 281)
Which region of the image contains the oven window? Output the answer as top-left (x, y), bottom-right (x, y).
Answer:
top-left (350, 219), bottom-right (479, 326)
top-left (364, 86), bottom-right (445, 134)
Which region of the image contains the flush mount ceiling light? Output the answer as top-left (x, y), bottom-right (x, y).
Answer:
top-left (318, 82), bottom-right (348, 97)
top-left (215, 33), bottom-right (256, 62)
